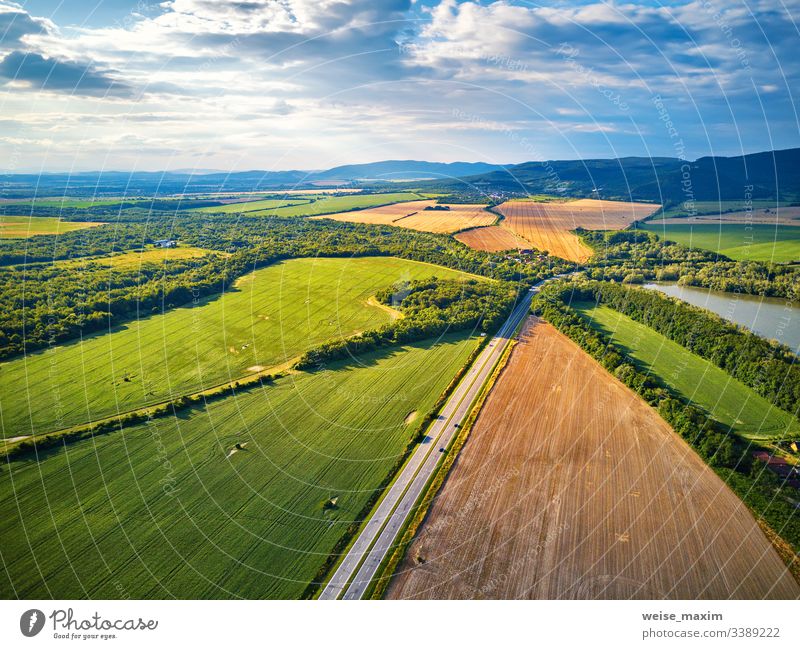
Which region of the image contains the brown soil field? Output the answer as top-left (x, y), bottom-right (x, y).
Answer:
top-left (495, 199), bottom-right (660, 262)
top-left (655, 206), bottom-right (800, 226)
top-left (387, 318), bottom-right (799, 600)
top-left (314, 201), bottom-right (496, 234)
top-left (454, 226), bottom-right (529, 252)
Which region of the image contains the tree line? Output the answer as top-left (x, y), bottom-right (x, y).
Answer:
top-left (580, 280), bottom-right (799, 417)
top-left (296, 278), bottom-right (521, 370)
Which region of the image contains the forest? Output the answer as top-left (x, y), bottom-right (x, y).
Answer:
top-left (580, 228), bottom-right (800, 300)
top-left (0, 216), bottom-right (572, 359)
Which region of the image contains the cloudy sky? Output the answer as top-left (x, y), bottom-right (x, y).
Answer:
top-left (1, 0), bottom-right (798, 171)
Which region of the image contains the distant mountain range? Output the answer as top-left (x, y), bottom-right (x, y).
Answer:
top-left (440, 148), bottom-right (800, 203)
top-left (1, 150), bottom-right (797, 203)
top-left (0, 160), bottom-right (505, 197)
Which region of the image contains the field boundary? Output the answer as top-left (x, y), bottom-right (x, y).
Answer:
top-left (366, 326), bottom-right (521, 599)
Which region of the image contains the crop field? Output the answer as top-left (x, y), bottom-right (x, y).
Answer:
top-left (315, 201), bottom-right (496, 233)
top-left (0, 332), bottom-right (479, 599)
top-left (573, 302), bottom-right (800, 440)
top-left (496, 199), bottom-right (659, 262)
top-left (0, 256), bottom-right (473, 438)
top-left (54, 245), bottom-right (218, 269)
top-left (244, 192), bottom-right (423, 217)
top-left (657, 200), bottom-right (787, 220)
top-left (387, 318), bottom-right (799, 599)
top-left (454, 225), bottom-right (528, 252)
top-left (640, 222), bottom-right (800, 263)
top-left (1, 198), bottom-right (136, 209)
top-left (193, 198), bottom-right (311, 213)
top-left (0, 216), bottom-right (104, 238)
top-left (652, 206), bottom-right (800, 227)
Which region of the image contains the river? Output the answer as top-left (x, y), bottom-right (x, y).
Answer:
top-left (642, 282), bottom-right (800, 353)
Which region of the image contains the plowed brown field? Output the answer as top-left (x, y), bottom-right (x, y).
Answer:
top-left (454, 226), bottom-right (528, 252)
top-left (387, 318), bottom-right (799, 600)
top-left (314, 201), bottom-right (495, 233)
top-left (496, 199), bottom-right (659, 262)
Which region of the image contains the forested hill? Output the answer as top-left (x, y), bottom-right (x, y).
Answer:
top-left (419, 147), bottom-right (800, 203)
top-left (2, 148), bottom-right (797, 202)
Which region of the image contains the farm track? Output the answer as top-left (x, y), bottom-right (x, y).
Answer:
top-left (387, 318), bottom-right (800, 599)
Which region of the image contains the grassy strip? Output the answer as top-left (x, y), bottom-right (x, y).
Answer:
top-left (302, 335), bottom-right (489, 599)
top-left (366, 332), bottom-right (520, 599)
top-left (533, 287), bottom-right (800, 578)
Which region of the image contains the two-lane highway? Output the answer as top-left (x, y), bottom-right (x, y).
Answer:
top-left (319, 277), bottom-right (562, 599)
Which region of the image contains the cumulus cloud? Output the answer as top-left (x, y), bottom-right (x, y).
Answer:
top-left (0, 1), bottom-right (54, 47)
top-left (0, 51), bottom-right (134, 97)
top-left (0, 0), bottom-right (797, 170)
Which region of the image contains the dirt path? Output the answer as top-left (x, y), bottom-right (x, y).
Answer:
top-left (387, 317), bottom-right (799, 599)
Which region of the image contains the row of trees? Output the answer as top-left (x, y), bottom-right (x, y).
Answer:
top-left (297, 278), bottom-right (520, 370)
top-left (579, 280), bottom-right (799, 417)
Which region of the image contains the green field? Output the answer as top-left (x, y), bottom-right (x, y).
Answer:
top-left (640, 222), bottom-right (800, 263)
top-left (574, 302), bottom-right (800, 440)
top-left (194, 199), bottom-right (311, 214)
top-left (0, 257), bottom-right (472, 437)
top-left (0, 332), bottom-right (477, 598)
top-left (2, 198), bottom-right (133, 209)
top-left (654, 200), bottom-right (786, 220)
top-left (0, 216), bottom-right (104, 238)
top-left (245, 192), bottom-right (422, 217)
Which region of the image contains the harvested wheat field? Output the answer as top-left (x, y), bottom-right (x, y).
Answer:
top-left (314, 200), bottom-right (496, 234)
top-left (387, 318), bottom-right (799, 600)
top-left (455, 226), bottom-right (529, 252)
top-left (496, 199), bottom-right (659, 262)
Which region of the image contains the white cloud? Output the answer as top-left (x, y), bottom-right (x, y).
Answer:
top-left (0, 0), bottom-right (797, 170)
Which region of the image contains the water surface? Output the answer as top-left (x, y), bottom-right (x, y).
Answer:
top-left (642, 282), bottom-right (799, 353)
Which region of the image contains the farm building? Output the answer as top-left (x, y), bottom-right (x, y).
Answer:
top-left (153, 239), bottom-right (177, 248)
top-left (753, 451), bottom-right (800, 488)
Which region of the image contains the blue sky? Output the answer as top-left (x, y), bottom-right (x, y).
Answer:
top-left (0, 0), bottom-right (798, 171)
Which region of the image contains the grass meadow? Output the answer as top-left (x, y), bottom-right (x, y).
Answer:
top-left (194, 199), bottom-right (311, 213)
top-left (242, 192), bottom-right (423, 217)
top-left (640, 222), bottom-right (800, 263)
top-left (573, 302), bottom-right (800, 440)
top-left (0, 216), bottom-right (104, 238)
top-left (0, 332), bottom-right (478, 599)
top-left (654, 200), bottom-right (787, 220)
top-left (0, 256), bottom-right (472, 438)
top-left (54, 245), bottom-right (218, 269)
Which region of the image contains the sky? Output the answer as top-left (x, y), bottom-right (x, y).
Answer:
top-left (0, 0), bottom-right (798, 172)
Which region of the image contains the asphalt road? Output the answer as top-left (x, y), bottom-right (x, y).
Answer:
top-left (318, 277), bottom-right (559, 600)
